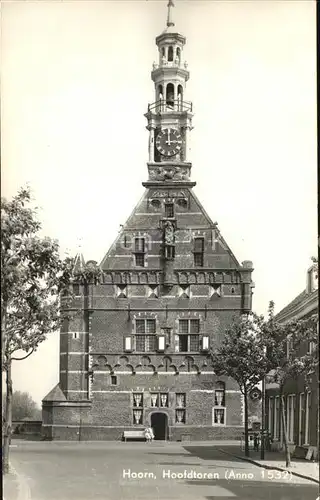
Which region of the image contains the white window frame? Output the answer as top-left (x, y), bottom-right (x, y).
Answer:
top-left (304, 391), bottom-right (311, 446)
top-left (177, 334), bottom-right (200, 353)
top-left (286, 394), bottom-right (295, 444)
top-left (298, 392), bottom-right (304, 446)
top-left (212, 407), bottom-right (226, 426)
top-left (274, 396), bottom-right (280, 440)
top-left (268, 397), bottom-right (273, 437)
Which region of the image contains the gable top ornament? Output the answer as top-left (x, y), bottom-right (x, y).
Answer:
top-left (167, 0), bottom-right (175, 27)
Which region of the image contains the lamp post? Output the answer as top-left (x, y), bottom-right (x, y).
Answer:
top-left (260, 375), bottom-right (266, 460)
top-left (260, 342), bottom-right (268, 460)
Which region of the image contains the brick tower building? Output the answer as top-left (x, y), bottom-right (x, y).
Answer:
top-left (42, 0), bottom-right (254, 441)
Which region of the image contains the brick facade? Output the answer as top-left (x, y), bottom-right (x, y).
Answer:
top-left (42, 2), bottom-right (253, 441)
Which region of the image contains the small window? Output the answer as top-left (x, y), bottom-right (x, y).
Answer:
top-left (111, 375), bottom-right (117, 385)
top-left (133, 409), bottom-right (143, 425)
top-left (194, 253), bottom-right (204, 267)
top-left (177, 198), bottom-right (187, 209)
top-left (73, 332), bottom-right (78, 339)
top-left (179, 319), bottom-right (200, 334)
top-left (135, 254), bottom-right (145, 267)
top-left (215, 382), bottom-right (225, 406)
top-left (123, 235), bottom-right (131, 248)
top-left (165, 203), bottom-right (174, 218)
top-left (135, 238), bottom-right (145, 253)
top-left (165, 246), bottom-right (175, 260)
top-left (231, 287), bottom-right (235, 294)
top-left (178, 335), bottom-right (188, 352)
top-left (213, 408), bottom-right (225, 425)
top-left (151, 199), bottom-right (161, 209)
top-left (135, 335), bottom-right (156, 352)
top-left (133, 393), bottom-right (143, 407)
top-left (194, 238), bottom-right (204, 252)
top-left (73, 284), bottom-right (80, 296)
top-left (194, 238), bottom-right (204, 267)
top-left (146, 319), bottom-right (156, 333)
top-left (190, 319), bottom-right (200, 333)
top-left (189, 335), bottom-right (200, 351)
top-left (136, 319), bottom-right (156, 334)
top-left (179, 319), bottom-right (189, 334)
top-left (176, 409), bottom-right (186, 423)
top-left (176, 393), bottom-right (186, 408)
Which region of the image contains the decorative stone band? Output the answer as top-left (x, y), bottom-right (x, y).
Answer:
top-left (100, 270), bottom-right (245, 285)
top-left (148, 165), bottom-right (191, 182)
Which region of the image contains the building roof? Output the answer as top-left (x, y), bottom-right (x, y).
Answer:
top-left (275, 288), bottom-right (318, 323)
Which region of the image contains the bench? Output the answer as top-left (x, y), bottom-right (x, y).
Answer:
top-left (123, 430), bottom-right (146, 442)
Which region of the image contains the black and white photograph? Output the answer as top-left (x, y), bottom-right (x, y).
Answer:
top-left (1, 0), bottom-right (318, 499)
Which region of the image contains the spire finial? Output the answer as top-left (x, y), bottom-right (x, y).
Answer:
top-left (167, 0), bottom-right (175, 28)
top-left (77, 236), bottom-right (83, 253)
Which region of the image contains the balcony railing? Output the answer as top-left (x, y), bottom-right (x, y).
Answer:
top-left (148, 99), bottom-right (192, 114)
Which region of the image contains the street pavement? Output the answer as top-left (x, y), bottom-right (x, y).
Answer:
top-left (4, 440), bottom-right (319, 500)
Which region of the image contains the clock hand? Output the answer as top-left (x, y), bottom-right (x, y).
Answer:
top-left (166, 129), bottom-right (171, 146)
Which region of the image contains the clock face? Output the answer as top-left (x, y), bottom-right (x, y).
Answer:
top-left (156, 128), bottom-right (182, 157)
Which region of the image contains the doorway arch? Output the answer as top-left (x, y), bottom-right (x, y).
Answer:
top-left (150, 412), bottom-right (168, 440)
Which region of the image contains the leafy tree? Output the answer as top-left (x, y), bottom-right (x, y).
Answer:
top-left (210, 313), bottom-right (271, 457)
top-left (1, 187), bottom-right (75, 473)
top-left (2, 391), bottom-right (41, 421)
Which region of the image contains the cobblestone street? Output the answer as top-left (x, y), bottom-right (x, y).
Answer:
top-left (4, 441), bottom-right (319, 500)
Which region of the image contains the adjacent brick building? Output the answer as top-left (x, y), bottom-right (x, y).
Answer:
top-left (266, 264), bottom-right (318, 458)
top-left (42, 1), bottom-right (254, 441)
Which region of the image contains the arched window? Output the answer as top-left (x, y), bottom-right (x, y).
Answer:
top-left (158, 84), bottom-right (163, 101)
top-left (166, 83), bottom-right (174, 108)
top-left (168, 46), bottom-right (174, 62)
top-left (177, 85), bottom-right (183, 110)
top-left (161, 47), bottom-right (165, 57)
top-left (176, 47), bottom-right (181, 63)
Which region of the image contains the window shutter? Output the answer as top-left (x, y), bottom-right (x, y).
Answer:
top-left (124, 336), bottom-right (132, 352)
top-left (202, 336), bottom-right (209, 351)
top-left (158, 335), bottom-right (165, 352)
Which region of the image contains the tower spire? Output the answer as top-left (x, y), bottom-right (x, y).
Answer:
top-left (167, 0), bottom-right (175, 28)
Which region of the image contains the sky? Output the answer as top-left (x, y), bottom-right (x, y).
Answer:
top-left (1, 0), bottom-right (317, 406)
